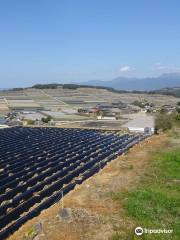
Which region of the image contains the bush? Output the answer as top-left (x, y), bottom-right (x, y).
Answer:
top-left (41, 115), bottom-right (52, 123)
top-left (155, 113), bottom-right (173, 133)
top-left (175, 114), bottom-right (180, 121)
top-left (26, 119), bottom-right (35, 125)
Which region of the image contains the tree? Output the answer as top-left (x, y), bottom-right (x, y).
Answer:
top-left (155, 113), bottom-right (172, 133)
top-left (175, 114), bottom-right (180, 121)
top-left (41, 115), bottom-right (52, 123)
top-left (175, 106), bottom-right (180, 113)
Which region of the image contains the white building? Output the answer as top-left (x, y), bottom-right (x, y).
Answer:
top-left (97, 115), bottom-right (116, 120)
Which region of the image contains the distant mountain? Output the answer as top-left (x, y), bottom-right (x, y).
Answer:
top-left (82, 73), bottom-right (180, 91)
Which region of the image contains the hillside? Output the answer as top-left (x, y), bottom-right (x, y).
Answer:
top-left (150, 87), bottom-right (180, 98)
top-left (30, 84), bottom-right (180, 98)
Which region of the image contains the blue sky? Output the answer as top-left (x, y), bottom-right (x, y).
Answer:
top-left (0, 0), bottom-right (180, 88)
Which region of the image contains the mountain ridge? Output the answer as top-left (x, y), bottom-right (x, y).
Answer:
top-left (81, 73), bottom-right (180, 91)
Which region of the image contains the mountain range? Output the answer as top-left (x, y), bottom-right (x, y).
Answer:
top-left (81, 73), bottom-right (180, 91)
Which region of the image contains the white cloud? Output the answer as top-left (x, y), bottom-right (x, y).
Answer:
top-left (119, 65), bottom-right (133, 72)
top-left (154, 63), bottom-right (180, 72)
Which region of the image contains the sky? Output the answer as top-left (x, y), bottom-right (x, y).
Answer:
top-left (0, 0), bottom-right (180, 88)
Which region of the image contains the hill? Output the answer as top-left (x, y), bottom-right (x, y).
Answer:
top-left (30, 84), bottom-right (180, 98)
top-left (150, 87), bottom-right (180, 98)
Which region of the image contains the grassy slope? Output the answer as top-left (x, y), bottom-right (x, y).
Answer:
top-left (110, 134), bottom-right (180, 240)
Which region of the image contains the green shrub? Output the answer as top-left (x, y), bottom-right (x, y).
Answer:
top-left (155, 113), bottom-right (173, 133)
top-left (26, 119), bottom-right (35, 125)
top-left (41, 115), bottom-right (52, 123)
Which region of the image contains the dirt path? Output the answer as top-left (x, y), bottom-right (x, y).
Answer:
top-left (8, 134), bottom-right (169, 240)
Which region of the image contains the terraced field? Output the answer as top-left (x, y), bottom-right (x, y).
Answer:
top-left (0, 127), bottom-right (147, 239)
top-left (0, 87), bottom-right (179, 112)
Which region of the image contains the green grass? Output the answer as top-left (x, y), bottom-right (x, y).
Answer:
top-left (24, 226), bottom-right (37, 240)
top-left (109, 148), bottom-right (180, 240)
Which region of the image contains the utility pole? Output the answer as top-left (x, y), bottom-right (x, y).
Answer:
top-left (61, 190), bottom-right (64, 209)
top-left (99, 161), bottom-right (101, 171)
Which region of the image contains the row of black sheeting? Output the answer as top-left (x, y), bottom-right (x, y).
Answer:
top-left (0, 127), bottom-right (147, 239)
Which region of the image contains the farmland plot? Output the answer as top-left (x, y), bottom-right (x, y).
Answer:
top-left (0, 127), bottom-right (146, 239)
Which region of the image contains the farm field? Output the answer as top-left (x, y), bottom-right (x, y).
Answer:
top-left (0, 87), bottom-right (179, 112)
top-left (0, 127), bottom-right (146, 239)
top-left (7, 131), bottom-right (178, 240)
top-left (56, 119), bottom-right (127, 130)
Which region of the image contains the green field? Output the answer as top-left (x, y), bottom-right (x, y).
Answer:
top-left (110, 135), bottom-right (180, 240)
